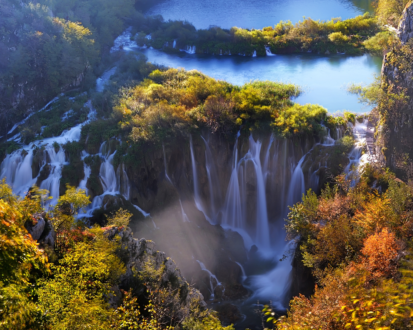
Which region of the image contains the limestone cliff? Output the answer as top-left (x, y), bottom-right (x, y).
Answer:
top-left (379, 1), bottom-right (413, 179)
top-left (105, 226), bottom-right (208, 317)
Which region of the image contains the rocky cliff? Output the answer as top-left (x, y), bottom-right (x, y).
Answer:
top-left (379, 1), bottom-right (413, 179)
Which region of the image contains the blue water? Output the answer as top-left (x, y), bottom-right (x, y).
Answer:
top-left (147, 0), bottom-right (374, 30)
top-left (140, 48), bottom-right (382, 113)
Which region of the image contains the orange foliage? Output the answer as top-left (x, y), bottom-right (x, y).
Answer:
top-left (277, 270), bottom-right (349, 330)
top-left (317, 195), bottom-right (353, 222)
top-left (314, 215), bottom-right (362, 267)
top-left (361, 228), bottom-right (401, 280)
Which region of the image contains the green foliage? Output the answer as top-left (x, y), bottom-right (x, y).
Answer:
top-left (182, 315), bottom-right (235, 330)
top-left (348, 76), bottom-right (383, 106)
top-left (328, 31), bottom-right (350, 44)
top-left (343, 111), bottom-right (356, 125)
top-left (0, 182), bottom-right (227, 329)
top-left (137, 14), bottom-right (381, 57)
top-left (363, 31), bottom-right (398, 55)
top-left (272, 103), bottom-right (327, 137)
top-left (116, 68), bottom-right (331, 147)
top-left (376, 0), bottom-right (411, 26)
top-left (37, 227), bottom-right (125, 329)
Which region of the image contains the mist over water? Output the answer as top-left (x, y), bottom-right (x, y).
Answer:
top-left (147, 0), bottom-right (374, 29)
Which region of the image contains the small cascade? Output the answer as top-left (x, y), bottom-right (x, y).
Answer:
top-left (100, 151), bottom-right (117, 193)
top-left (40, 145), bottom-right (67, 205)
top-left (286, 151), bottom-right (308, 212)
top-left (116, 163), bottom-right (130, 199)
top-left (96, 67), bottom-right (117, 92)
top-left (163, 144), bottom-right (173, 184)
top-left (179, 199), bottom-right (190, 223)
top-left (8, 95), bottom-right (63, 135)
top-left (345, 119), bottom-right (369, 184)
top-left (201, 136), bottom-right (222, 222)
top-left (248, 240), bottom-right (297, 309)
top-left (110, 27), bottom-right (137, 53)
top-left (173, 39), bottom-right (177, 48)
top-left (323, 129), bottom-right (335, 146)
top-left (132, 204), bottom-right (151, 218)
top-left (197, 260), bottom-right (222, 299)
top-left (221, 132), bottom-right (252, 247)
top-left (163, 145), bottom-right (189, 223)
top-left (252, 50), bottom-right (257, 57)
top-left (190, 136), bottom-right (212, 223)
top-left (181, 45), bottom-right (196, 54)
top-left (78, 163), bottom-right (91, 193)
top-left (336, 127), bottom-right (343, 140)
top-left (265, 46), bottom-right (276, 56)
top-left (235, 261), bottom-right (247, 283)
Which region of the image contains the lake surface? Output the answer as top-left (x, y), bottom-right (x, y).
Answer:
top-left (147, 0), bottom-right (374, 29)
top-left (138, 48), bottom-right (382, 113)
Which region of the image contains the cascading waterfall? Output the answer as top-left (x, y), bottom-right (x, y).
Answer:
top-left (0, 149), bottom-right (35, 196)
top-left (40, 145), bottom-right (67, 205)
top-left (235, 261), bottom-right (247, 283)
top-left (181, 45), bottom-right (196, 54)
top-left (190, 136), bottom-right (212, 223)
top-left (164, 144), bottom-right (190, 223)
top-left (192, 132), bottom-right (343, 308)
top-left (201, 136), bottom-right (222, 222)
top-left (219, 135), bottom-right (271, 250)
top-left (197, 260), bottom-right (223, 299)
top-left (345, 119), bottom-right (369, 184)
top-left (100, 151), bottom-right (117, 193)
top-left (265, 46), bottom-right (276, 56)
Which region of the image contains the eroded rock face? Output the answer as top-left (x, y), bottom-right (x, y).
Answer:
top-left (379, 1), bottom-right (413, 178)
top-left (105, 226), bottom-right (207, 315)
top-left (398, 2), bottom-right (413, 44)
top-left (24, 214), bottom-right (56, 248)
top-left (25, 216), bottom-right (46, 241)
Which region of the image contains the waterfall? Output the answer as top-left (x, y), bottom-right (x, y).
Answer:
top-left (0, 149), bottom-right (35, 196)
top-left (221, 135), bottom-right (270, 250)
top-left (201, 136), bottom-right (222, 222)
top-left (179, 199), bottom-right (190, 223)
top-left (323, 129), bottom-right (335, 146)
top-left (173, 39), bottom-right (177, 48)
top-left (40, 145), bottom-right (66, 205)
top-left (116, 163), bottom-right (130, 199)
top-left (96, 67), bottom-right (117, 92)
top-left (190, 136), bottom-right (212, 223)
top-left (345, 119), bottom-right (369, 184)
top-left (252, 50), bottom-right (257, 57)
top-left (132, 204), bottom-right (151, 218)
top-left (78, 163), bottom-right (91, 193)
top-left (248, 240), bottom-right (297, 309)
top-left (110, 27), bottom-right (138, 53)
top-left (163, 144), bottom-right (190, 223)
top-left (197, 260), bottom-right (222, 299)
top-left (100, 152), bottom-right (117, 193)
top-left (8, 94), bottom-right (62, 135)
top-left (181, 45), bottom-right (196, 54)
top-left (235, 261), bottom-right (247, 283)
top-left (265, 46), bottom-right (276, 56)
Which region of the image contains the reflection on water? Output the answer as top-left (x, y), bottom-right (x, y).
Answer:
top-left (147, 0), bottom-right (374, 29)
top-left (139, 47), bottom-right (382, 113)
